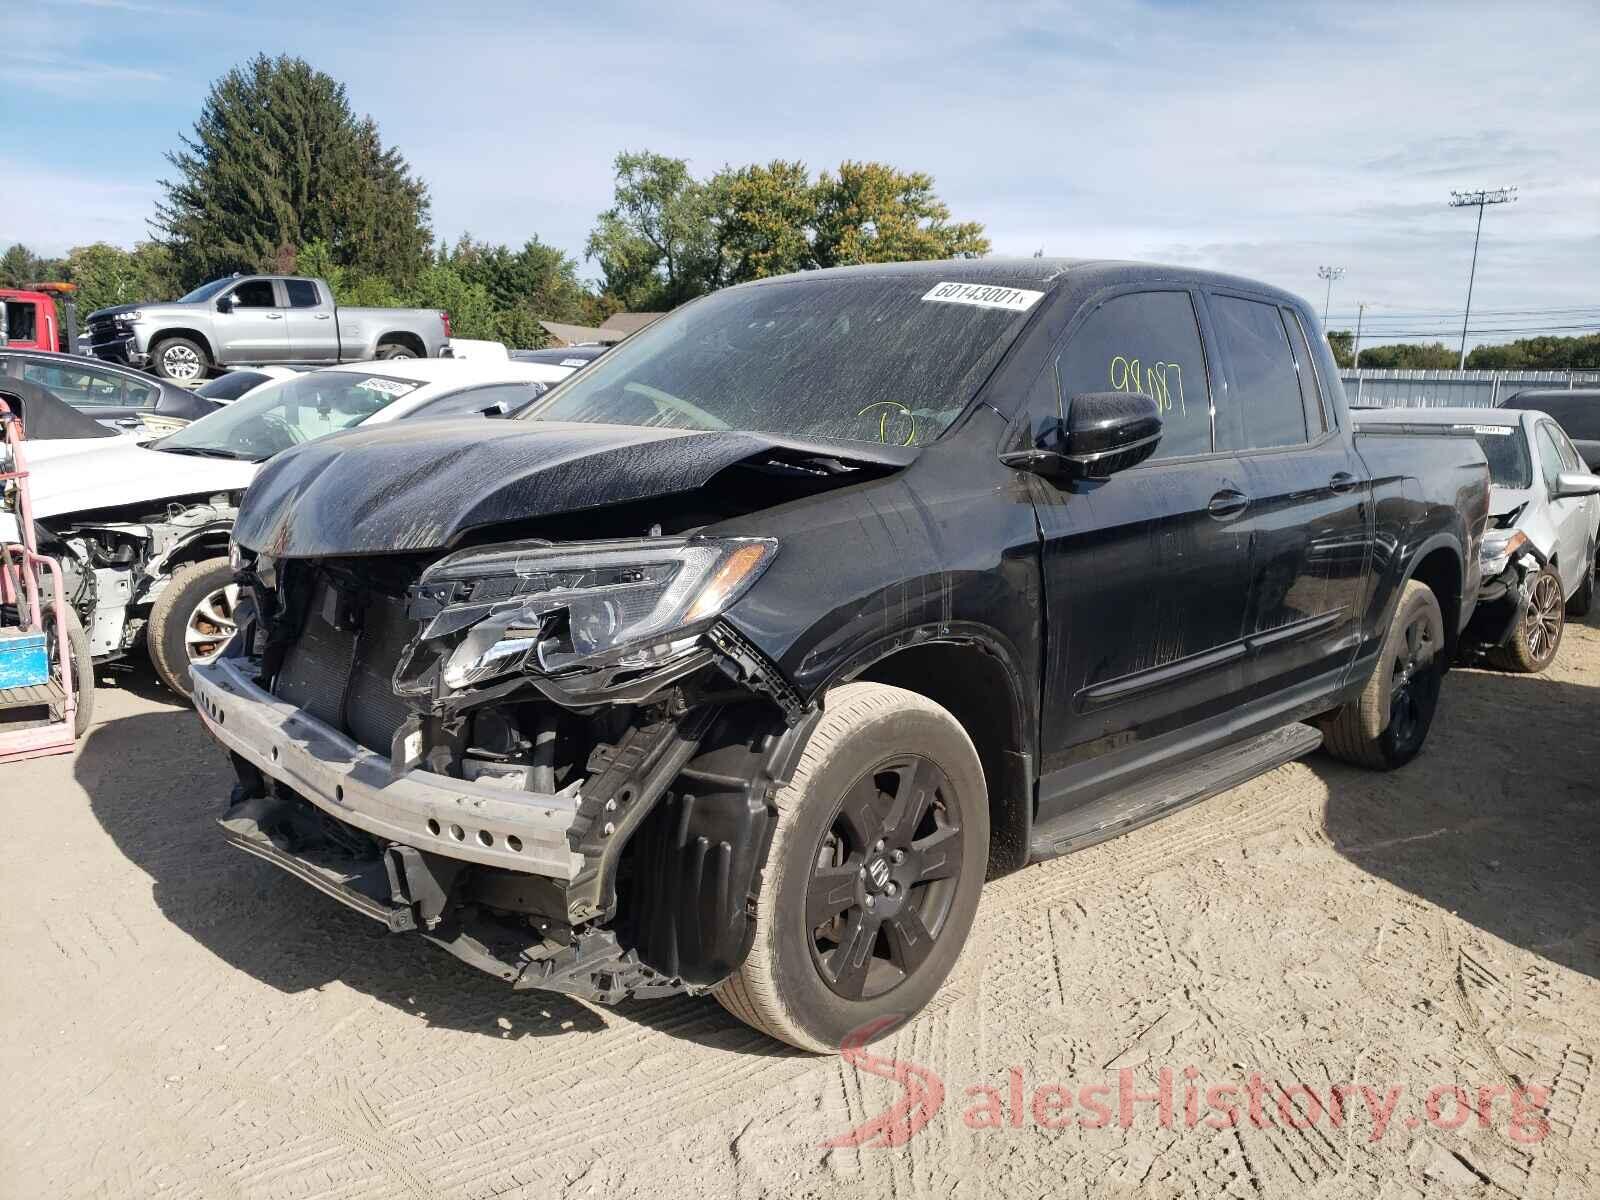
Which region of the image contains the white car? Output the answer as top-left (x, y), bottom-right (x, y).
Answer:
top-left (192, 365), bottom-right (309, 405)
top-left (1360, 405), bottom-right (1600, 670)
top-left (14, 357), bottom-right (583, 697)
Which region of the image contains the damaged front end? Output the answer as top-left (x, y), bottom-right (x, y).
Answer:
top-left (1463, 519), bottom-right (1543, 651)
top-left (193, 533), bottom-right (814, 1004)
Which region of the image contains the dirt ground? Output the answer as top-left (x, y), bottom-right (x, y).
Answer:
top-left (2, 611), bottom-right (1597, 1200)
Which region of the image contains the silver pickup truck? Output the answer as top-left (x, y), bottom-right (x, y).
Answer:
top-left (85, 275), bottom-right (452, 382)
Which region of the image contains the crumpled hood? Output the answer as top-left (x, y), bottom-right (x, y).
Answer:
top-left (233, 418), bottom-right (915, 558)
top-left (27, 441), bottom-right (258, 521)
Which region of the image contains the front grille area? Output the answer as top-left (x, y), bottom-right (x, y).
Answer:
top-left (274, 580), bottom-right (417, 755)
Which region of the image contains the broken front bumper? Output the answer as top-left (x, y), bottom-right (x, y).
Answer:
top-left (191, 656), bottom-right (585, 881)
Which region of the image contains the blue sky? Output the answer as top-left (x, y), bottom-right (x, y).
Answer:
top-left (4, 0), bottom-right (1598, 346)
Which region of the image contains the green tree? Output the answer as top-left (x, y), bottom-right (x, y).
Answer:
top-left (707, 160), bottom-right (816, 284)
top-left (586, 151), bottom-right (720, 310)
top-left (444, 235), bottom-right (590, 346)
top-left (153, 54), bottom-right (431, 289)
top-left (1354, 342), bottom-right (1459, 369)
top-left (1326, 329), bottom-right (1354, 368)
top-left (61, 242), bottom-right (178, 317)
top-left (811, 161), bottom-right (989, 268)
top-left (1467, 333), bottom-right (1600, 370)
top-left (0, 244), bottom-right (66, 287)
top-left (587, 153), bottom-right (992, 309)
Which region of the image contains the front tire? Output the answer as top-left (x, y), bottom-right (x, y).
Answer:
top-left (1318, 580), bottom-right (1444, 770)
top-left (150, 336), bottom-right (210, 383)
top-left (1487, 566), bottom-right (1564, 673)
top-left (713, 683), bottom-right (989, 1052)
top-left (43, 601), bottom-right (95, 737)
top-left (147, 557), bottom-right (239, 699)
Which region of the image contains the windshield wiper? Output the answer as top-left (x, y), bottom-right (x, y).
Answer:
top-left (158, 445), bottom-right (249, 460)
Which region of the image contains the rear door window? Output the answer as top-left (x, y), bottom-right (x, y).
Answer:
top-left (285, 280), bottom-right (321, 308)
top-left (1210, 294), bottom-right (1308, 451)
top-left (1055, 290), bottom-right (1213, 460)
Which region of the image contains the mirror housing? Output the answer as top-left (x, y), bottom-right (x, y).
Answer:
top-left (1555, 470), bottom-right (1600, 499)
top-left (1002, 391), bottom-right (1163, 480)
top-left (216, 296), bottom-right (233, 314)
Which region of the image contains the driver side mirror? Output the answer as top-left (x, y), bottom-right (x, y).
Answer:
top-left (1555, 470), bottom-right (1600, 499)
top-left (1001, 391), bottom-right (1163, 481)
top-left (216, 297), bottom-right (234, 314)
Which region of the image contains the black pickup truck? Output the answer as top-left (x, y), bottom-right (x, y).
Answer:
top-left (193, 259), bottom-right (1489, 1051)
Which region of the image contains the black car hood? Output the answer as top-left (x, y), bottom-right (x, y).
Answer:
top-left (232, 418), bottom-right (917, 558)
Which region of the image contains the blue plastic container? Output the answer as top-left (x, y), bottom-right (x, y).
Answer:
top-left (0, 628), bottom-right (50, 689)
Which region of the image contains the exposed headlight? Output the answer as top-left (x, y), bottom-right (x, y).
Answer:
top-left (406, 536), bottom-right (777, 692)
top-left (1479, 529), bottom-right (1528, 577)
top-left (116, 311), bottom-right (145, 324)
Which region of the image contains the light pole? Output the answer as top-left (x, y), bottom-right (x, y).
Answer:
top-left (1352, 302), bottom-right (1366, 370)
top-left (1317, 265), bottom-right (1345, 324)
top-left (1448, 186), bottom-right (1516, 369)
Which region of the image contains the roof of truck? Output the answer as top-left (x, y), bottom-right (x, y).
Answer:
top-left (738, 257), bottom-right (1317, 312)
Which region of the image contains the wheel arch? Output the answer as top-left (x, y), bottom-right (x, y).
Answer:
top-left (149, 327), bottom-right (216, 362)
top-left (1405, 539), bottom-right (1465, 662)
top-left (376, 330), bottom-right (426, 357)
top-left (843, 633), bottom-right (1035, 879)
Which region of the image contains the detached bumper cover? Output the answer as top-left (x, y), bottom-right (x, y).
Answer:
top-left (191, 656), bottom-right (585, 881)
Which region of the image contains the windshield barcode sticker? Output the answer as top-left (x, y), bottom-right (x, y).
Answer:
top-left (1454, 424), bottom-right (1513, 436)
top-left (922, 282), bottom-right (1044, 312)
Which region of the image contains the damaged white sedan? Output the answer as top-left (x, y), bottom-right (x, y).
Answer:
top-left (10, 358), bottom-right (578, 695)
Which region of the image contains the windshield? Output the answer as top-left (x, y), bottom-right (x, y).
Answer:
top-left (155, 370), bottom-right (421, 461)
top-left (1455, 423), bottom-right (1532, 489)
top-left (177, 278), bottom-right (237, 304)
top-left (522, 276), bottom-right (1039, 446)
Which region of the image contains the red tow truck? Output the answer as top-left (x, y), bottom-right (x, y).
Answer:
top-left (0, 283), bottom-right (80, 354)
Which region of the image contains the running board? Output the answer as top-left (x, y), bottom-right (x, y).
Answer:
top-left (1027, 722), bottom-right (1322, 862)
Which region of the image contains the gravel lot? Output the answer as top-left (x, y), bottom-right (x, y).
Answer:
top-left (3, 611), bottom-right (1597, 1199)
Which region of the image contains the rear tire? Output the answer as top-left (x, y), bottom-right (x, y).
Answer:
top-left (713, 683), bottom-right (989, 1052)
top-left (151, 336), bottom-right (210, 383)
top-left (1487, 566), bottom-right (1564, 673)
top-left (376, 342), bottom-right (419, 360)
top-left (1318, 580), bottom-right (1444, 770)
top-left (147, 557), bottom-right (239, 699)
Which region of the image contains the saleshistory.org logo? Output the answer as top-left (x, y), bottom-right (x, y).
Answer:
top-left (823, 1021), bottom-right (1551, 1149)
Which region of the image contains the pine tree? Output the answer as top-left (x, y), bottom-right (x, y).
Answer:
top-left (153, 54), bottom-right (431, 289)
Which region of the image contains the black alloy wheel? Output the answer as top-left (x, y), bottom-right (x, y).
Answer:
top-left (806, 756), bottom-right (963, 1001)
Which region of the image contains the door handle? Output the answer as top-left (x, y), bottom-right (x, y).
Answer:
top-left (1329, 471), bottom-right (1359, 494)
top-left (312, 313), bottom-right (332, 320)
top-left (264, 312), bottom-right (285, 320)
top-left (1207, 489), bottom-right (1249, 519)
